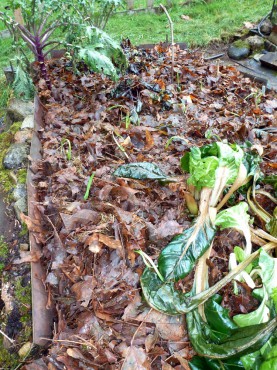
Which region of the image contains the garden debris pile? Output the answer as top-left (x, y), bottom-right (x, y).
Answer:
top-left (24, 44), bottom-right (276, 369)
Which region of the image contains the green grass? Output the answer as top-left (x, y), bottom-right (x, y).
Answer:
top-left (107, 0), bottom-right (271, 46)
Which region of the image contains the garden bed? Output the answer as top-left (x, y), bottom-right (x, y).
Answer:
top-left (24, 44), bottom-right (276, 369)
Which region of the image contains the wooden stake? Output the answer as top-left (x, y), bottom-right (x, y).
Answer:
top-left (160, 4), bottom-right (175, 82)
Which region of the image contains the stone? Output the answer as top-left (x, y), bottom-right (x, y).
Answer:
top-left (247, 35), bottom-right (264, 51)
top-left (3, 143), bottom-right (29, 170)
top-left (260, 18), bottom-right (273, 35)
top-left (268, 30), bottom-right (277, 46)
top-left (14, 128), bottom-right (33, 144)
top-left (19, 243), bottom-right (29, 251)
top-left (14, 197), bottom-right (28, 220)
top-left (12, 184), bottom-right (27, 202)
top-left (21, 115), bottom-right (34, 129)
top-left (228, 40), bottom-right (251, 60)
top-left (260, 52), bottom-right (277, 71)
top-left (6, 98), bottom-right (34, 126)
top-left (18, 342), bottom-right (32, 357)
top-left (0, 29), bottom-right (11, 39)
top-left (264, 39), bottom-right (277, 52)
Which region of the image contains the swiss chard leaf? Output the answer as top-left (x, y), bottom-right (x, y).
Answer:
top-left (113, 162), bottom-right (169, 180)
top-left (182, 142), bottom-right (244, 190)
top-left (187, 310), bottom-right (277, 359)
top-left (189, 356), bottom-right (244, 369)
top-left (186, 147), bottom-right (219, 189)
top-left (158, 221), bottom-right (216, 281)
top-left (260, 345), bottom-right (277, 370)
top-left (205, 294), bottom-right (238, 342)
top-left (140, 268), bottom-right (189, 315)
top-left (233, 286), bottom-right (270, 327)
top-left (141, 244), bottom-right (276, 315)
top-left (259, 249), bottom-right (277, 298)
top-left (215, 202), bottom-right (251, 256)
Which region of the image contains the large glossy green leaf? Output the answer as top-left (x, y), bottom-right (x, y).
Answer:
top-left (205, 295), bottom-right (238, 342)
top-left (141, 243), bottom-right (277, 315)
top-left (189, 356), bottom-right (244, 370)
top-left (140, 268), bottom-right (189, 315)
top-left (113, 162), bottom-right (169, 180)
top-left (158, 221), bottom-right (216, 281)
top-left (186, 310), bottom-right (277, 359)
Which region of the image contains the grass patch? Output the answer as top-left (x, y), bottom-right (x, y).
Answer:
top-left (107, 0), bottom-right (271, 46)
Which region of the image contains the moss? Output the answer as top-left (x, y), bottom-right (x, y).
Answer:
top-left (0, 338), bottom-right (19, 369)
top-left (19, 222), bottom-right (28, 237)
top-left (232, 39), bottom-right (250, 49)
top-left (0, 235), bottom-right (9, 273)
top-left (14, 278), bottom-right (32, 343)
top-left (17, 168), bottom-right (27, 184)
top-left (0, 121), bottom-right (22, 194)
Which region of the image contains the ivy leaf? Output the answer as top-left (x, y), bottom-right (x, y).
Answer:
top-left (113, 162), bottom-right (169, 180)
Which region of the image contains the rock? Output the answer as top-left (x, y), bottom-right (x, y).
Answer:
top-left (268, 30), bottom-right (277, 46)
top-left (6, 98), bottom-right (34, 126)
top-left (264, 39), bottom-right (277, 52)
top-left (14, 198), bottom-right (28, 220)
top-left (0, 29), bottom-right (11, 39)
top-left (12, 184), bottom-right (27, 202)
top-left (247, 35), bottom-right (264, 51)
top-left (21, 115), bottom-right (34, 129)
top-left (14, 129), bottom-right (33, 144)
top-left (260, 19), bottom-right (273, 35)
top-left (19, 243), bottom-right (29, 251)
top-left (260, 52), bottom-right (277, 71)
top-left (3, 143), bottom-right (29, 170)
top-left (228, 40), bottom-right (251, 60)
top-left (18, 342), bottom-right (32, 357)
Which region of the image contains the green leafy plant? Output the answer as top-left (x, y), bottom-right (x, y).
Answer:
top-left (114, 141), bottom-right (277, 365)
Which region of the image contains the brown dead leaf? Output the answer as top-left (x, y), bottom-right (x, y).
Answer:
top-left (122, 346), bottom-right (151, 370)
top-left (145, 130), bottom-right (155, 149)
top-left (98, 234), bottom-right (122, 249)
top-left (162, 362), bottom-right (175, 370)
top-left (13, 250), bottom-right (42, 264)
top-left (60, 209), bottom-right (100, 231)
top-left (20, 214), bottom-right (43, 234)
top-left (66, 348), bottom-right (86, 360)
top-left (71, 276), bottom-right (96, 307)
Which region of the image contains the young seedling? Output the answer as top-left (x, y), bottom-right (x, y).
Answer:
top-left (84, 173), bottom-right (95, 200)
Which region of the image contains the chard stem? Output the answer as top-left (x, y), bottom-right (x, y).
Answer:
top-left (135, 250), bottom-right (164, 282)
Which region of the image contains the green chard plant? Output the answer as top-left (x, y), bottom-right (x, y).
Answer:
top-left (114, 141), bottom-right (277, 368)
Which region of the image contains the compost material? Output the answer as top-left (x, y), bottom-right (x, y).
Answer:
top-left (24, 44), bottom-right (276, 369)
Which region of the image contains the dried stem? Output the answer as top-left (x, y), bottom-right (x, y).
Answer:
top-left (160, 4), bottom-right (175, 82)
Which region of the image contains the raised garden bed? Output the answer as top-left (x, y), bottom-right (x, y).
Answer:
top-left (23, 44), bottom-right (277, 369)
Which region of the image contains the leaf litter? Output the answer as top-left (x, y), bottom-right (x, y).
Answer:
top-left (23, 43), bottom-right (277, 369)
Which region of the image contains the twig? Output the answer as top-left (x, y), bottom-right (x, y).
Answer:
top-left (203, 53), bottom-right (224, 61)
top-left (160, 4), bottom-right (175, 82)
top-left (111, 131), bottom-right (130, 160)
top-left (0, 328), bottom-right (14, 344)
